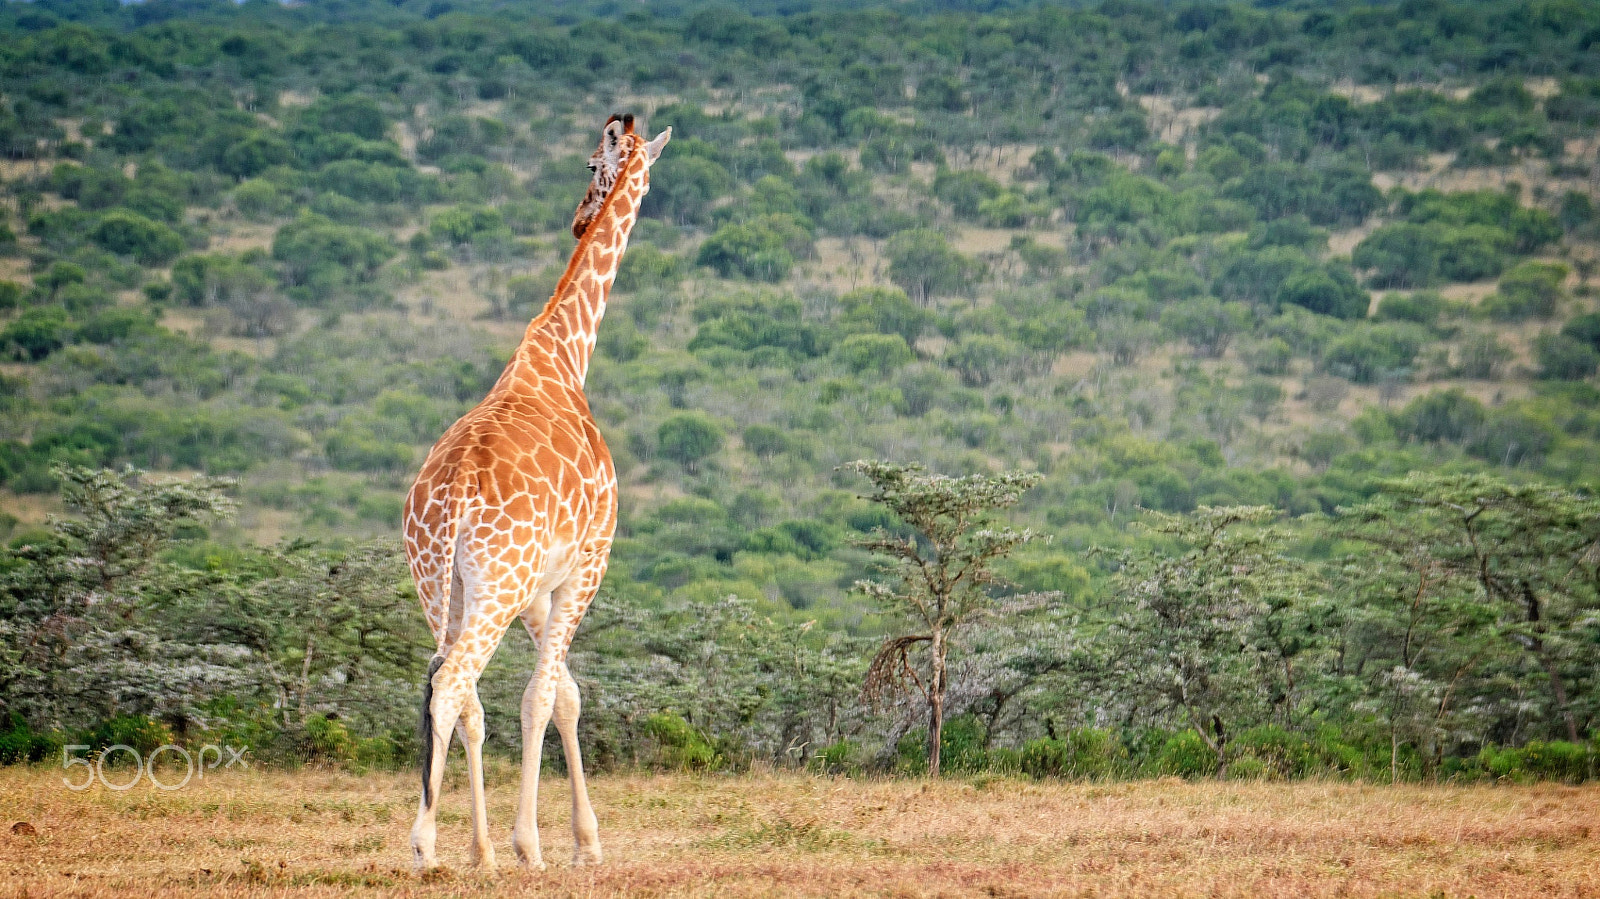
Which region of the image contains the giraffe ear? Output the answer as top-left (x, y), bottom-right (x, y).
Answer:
top-left (643, 127), bottom-right (671, 164)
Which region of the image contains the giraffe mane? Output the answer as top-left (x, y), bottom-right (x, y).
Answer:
top-left (530, 117), bottom-right (655, 336)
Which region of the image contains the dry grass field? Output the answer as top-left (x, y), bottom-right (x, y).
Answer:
top-left (1, 764), bottom-right (1597, 898)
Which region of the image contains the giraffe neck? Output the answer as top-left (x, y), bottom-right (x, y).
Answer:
top-left (517, 158), bottom-right (647, 385)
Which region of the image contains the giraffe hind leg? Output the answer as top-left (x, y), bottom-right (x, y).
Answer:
top-left (418, 654), bottom-right (445, 811)
top-left (412, 585), bottom-right (519, 872)
top-left (417, 558), bottom-right (466, 812)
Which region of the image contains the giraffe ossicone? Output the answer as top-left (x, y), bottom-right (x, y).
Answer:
top-left (403, 114), bottom-right (668, 873)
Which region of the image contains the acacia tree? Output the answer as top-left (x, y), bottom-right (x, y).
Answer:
top-left (1339, 473), bottom-right (1600, 746)
top-left (0, 465), bottom-right (239, 732)
top-left (843, 460), bottom-right (1048, 776)
top-left (1097, 506), bottom-right (1313, 778)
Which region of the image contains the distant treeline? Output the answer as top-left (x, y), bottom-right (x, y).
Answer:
top-left (1, 466), bottom-right (1595, 785)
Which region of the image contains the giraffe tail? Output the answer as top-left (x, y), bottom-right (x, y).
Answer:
top-left (419, 654), bottom-right (445, 809)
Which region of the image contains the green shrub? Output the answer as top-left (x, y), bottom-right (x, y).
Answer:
top-left (89, 211), bottom-right (185, 266)
top-left (895, 728), bottom-right (929, 776)
top-left (657, 413), bottom-right (722, 471)
top-left (2, 307), bottom-right (72, 360)
top-left (1479, 745), bottom-right (1525, 781)
top-left (810, 739), bottom-right (861, 776)
top-left (1227, 757), bottom-right (1267, 780)
top-left (1156, 729), bottom-right (1217, 778)
top-left (615, 244), bottom-right (684, 292)
top-left (642, 713), bottom-right (720, 771)
top-left (1277, 268), bottom-right (1368, 320)
top-left (302, 713), bottom-right (358, 763)
top-left (1020, 728), bottom-right (1123, 780)
top-left (86, 715), bottom-right (174, 755)
top-left (1353, 223), bottom-right (1438, 288)
top-left (834, 333), bottom-right (914, 375)
top-left (696, 215), bottom-right (810, 282)
top-left (1518, 741), bottom-right (1592, 782)
top-left (940, 715), bottom-right (988, 774)
top-left (1457, 331), bottom-right (1513, 378)
top-left (0, 713), bottom-right (64, 764)
top-left (1482, 262), bottom-right (1567, 322)
top-left (1321, 323), bottom-right (1425, 383)
top-left (1240, 337), bottom-right (1293, 375)
top-left (932, 169), bottom-right (1002, 218)
top-left (1375, 291), bottom-right (1446, 326)
top-left (1535, 333), bottom-right (1600, 381)
top-left (1233, 725), bottom-right (1317, 779)
top-left (1562, 311), bottom-right (1600, 351)
top-left (1394, 389), bottom-right (1486, 443)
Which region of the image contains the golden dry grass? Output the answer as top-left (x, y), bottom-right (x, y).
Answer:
top-left (2, 764), bottom-right (1597, 898)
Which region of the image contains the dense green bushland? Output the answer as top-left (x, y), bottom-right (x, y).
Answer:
top-left (1, 0), bottom-right (1599, 782)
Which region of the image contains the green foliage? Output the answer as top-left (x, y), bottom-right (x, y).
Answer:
top-left (1456, 330), bottom-right (1513, 379)
top-left (884, 230), bottom-right (979, 303)
top-left (1394, 389), bottom-right (1485, 444)
top-left (689, 292), bottom-right (825, 362)
top-left (657, 413), bottom-right (722, 472)
top-left (834, 333), bottom-right (914, 376)
top-left (0, 713), bottom-right (62, 764)
top-left (1321, 323), bottom-right (1425, 383)
top-left (1562, 312), bottom-right (1600, 352)
top-left (1161, 297), bottom-right (1251, 357)
top-left (89, 211), bottom-right (185, 266)
top-left (2, 307), bottom-right (72, 360)
top-left (86, 715), bottom-right (175, 755)
top-left (272, 213), bottom-right (395, 299)
top-left (839, 287), bottom-right (929, 345)
top-left (1277, 268), bottom-right (1368, 320)
top-left (696, 215), bottom-right (811, 282)
top-left (1240, 337), bottom-right (1292, 375)
top-left (1095, 507), bottom-right (1312, 777)
top-left (645, 148), bottom-right (735, 226)
top-left (1019, 729), bottom-right (1123, 780)
top-left (1374, 291), bottom-right (1446, 326)
top-left (615, 244), bottom-right (684, 292)
top-left (1157, 730), bottom-right (1219, 778)
top-left (1534, 333), bottom-right (1600, 381)
top-left (1482, 262), bottom-right (1567, 322)
top-left (933, 169), bottom-right (1002, 219)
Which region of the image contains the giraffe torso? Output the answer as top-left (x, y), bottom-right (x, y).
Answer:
top-left (404, 362), bottom-right (617, 642)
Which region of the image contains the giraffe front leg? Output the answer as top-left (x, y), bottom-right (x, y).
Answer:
top-left (554, 664), bottom-right (602, 865)
top-left (512, 659), bottom-right (559, 871)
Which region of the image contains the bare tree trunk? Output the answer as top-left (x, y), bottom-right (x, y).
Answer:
top-left (928, 630), bottom-right (946, 777)
top-left (1391, 726), bottom-right (1399, 785)
top-left (1518, 585), bottom-right (1581, 744)
top-left (1535, 642), bottom-right (1581, 744)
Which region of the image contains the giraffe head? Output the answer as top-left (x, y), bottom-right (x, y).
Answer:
top-left (571, 113), bottom-right (671, 240)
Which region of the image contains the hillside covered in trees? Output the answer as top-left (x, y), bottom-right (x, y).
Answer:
top-left (1, 0), bottom-right (1599, 781)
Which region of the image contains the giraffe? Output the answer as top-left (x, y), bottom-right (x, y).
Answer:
top-left (403, 114), bottom-right (669, 873)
